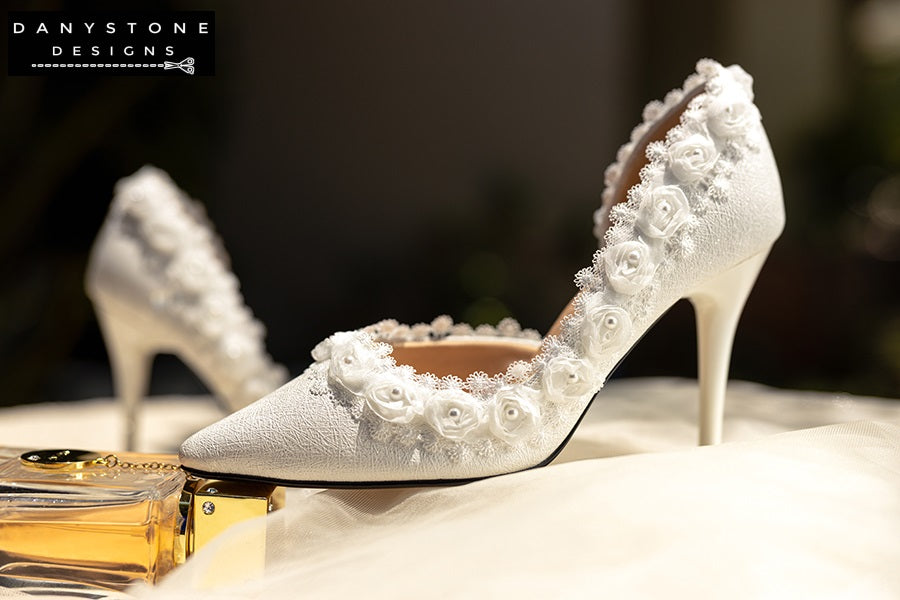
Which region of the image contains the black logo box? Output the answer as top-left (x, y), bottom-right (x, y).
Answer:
top-left (8, 11), bottom-right (215, 75)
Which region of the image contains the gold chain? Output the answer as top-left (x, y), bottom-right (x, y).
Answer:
top-left (96, 454), bottom-right (180, 471)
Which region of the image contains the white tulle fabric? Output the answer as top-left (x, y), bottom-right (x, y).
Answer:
top-left (2, 381), bottom-right (898, 599)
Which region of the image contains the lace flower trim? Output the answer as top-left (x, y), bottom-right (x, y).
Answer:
top-left (314, 60), bottom-right (762, 457)
top-left (593, 58), bottom-right (757, 241)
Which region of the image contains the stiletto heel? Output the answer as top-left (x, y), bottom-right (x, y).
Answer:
top-left (94, 306), bottom-right (153, 451)
top-left (181, 59), bottom-right (786, 487)
top-left (86, 166), bottom-right (288, 450)
top-left (688, 250), bottom-right (769, 446)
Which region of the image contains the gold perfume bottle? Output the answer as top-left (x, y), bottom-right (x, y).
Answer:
top-left (0, 447), bottom-right (284, 594)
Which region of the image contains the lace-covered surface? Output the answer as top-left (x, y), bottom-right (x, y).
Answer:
top-left (306, 60), bottom-right (765, 460)
top-left (111, 167), bottom-right (287, 399)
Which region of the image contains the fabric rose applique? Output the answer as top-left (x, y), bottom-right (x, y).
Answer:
top-left (323, 332), bottom-right (384, 393)
top-left (668, 133), bottom-right (718, 183)
top-left (604, 240), bottom-right (656, 295)
top-left (581, 300), bottom-right (632, 361)
top-left (707, 91), bottom-right (760, 138)
top-left (424, 389), bottom-right (484, 441)
top-left (637, 185), bottom-right (691, 239)
top-left (364, 373), bottom-right (424, 424)
top-left (542, 355), bottom-right (595, 404)
top-left (489, 386), bottom-right (541, 444)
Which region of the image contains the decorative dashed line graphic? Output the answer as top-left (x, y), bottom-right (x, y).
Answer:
top-left (30, 56), bottom-right (195, 74)
top-left (9, 11), bottom-right (213, 76)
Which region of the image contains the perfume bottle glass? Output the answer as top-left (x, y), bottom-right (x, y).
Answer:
top-left (0, 447), bottom-right (185, 592)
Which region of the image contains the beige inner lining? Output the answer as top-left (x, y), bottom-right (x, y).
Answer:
top-left (390, 339), bottom-right (543, 378)
top-left (392, 84), bottom-right (706, 380)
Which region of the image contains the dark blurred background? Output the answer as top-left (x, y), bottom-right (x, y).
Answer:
top-left (1, 0), bottom-right (898, 408)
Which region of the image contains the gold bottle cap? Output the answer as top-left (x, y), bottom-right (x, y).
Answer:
top-left (20, 449), bottom-right (103, 470)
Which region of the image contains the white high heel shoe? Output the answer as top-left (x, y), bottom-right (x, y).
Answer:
top-left (86, 166), bottom-right (288, 450)
top-left (179, 59), bottom-right (785, 486)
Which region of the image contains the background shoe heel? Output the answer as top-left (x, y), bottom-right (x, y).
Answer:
top-left (93, 303), bottom-right (154, 451)
top-left (688, 250), bottom-right (770, 446)
top-left (85, 167), bottom-right (288, 441)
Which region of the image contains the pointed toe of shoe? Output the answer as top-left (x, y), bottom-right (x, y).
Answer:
top-left (178, 364), bottom-right (361, 483)
top-left (178, 412), bottom-right (252, 477)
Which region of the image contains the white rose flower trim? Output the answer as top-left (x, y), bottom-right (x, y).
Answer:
top-left (489, 387), bottom-right (541, 444)
top-left (669, 133), bottom-right (718, 183)
top-left (637, 185), bottom-right (691, 239)
top-left (425, 390), bottom-right (484, 441)
top-left (311, 62), bottom-right (766, 454)
top-left (604, 240), bottom-right (656, 295)
top-left (317, 329), bottom-right (553, 448)
top-left (707, 91), bottom-right (760, 138)
top-left (581, 302), bottom-right (632, 361)
top-left (543, 355), bottom-right (595, 403)
top-left (364, 374), bottom-right (423, 424)
top-left (328, 333), bottom-right (381, 393)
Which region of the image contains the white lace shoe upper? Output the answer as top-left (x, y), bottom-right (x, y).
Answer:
top-left (179, 59), bottom-right (785, 484)
top-left (86, 166), bottom-right (288, 409)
